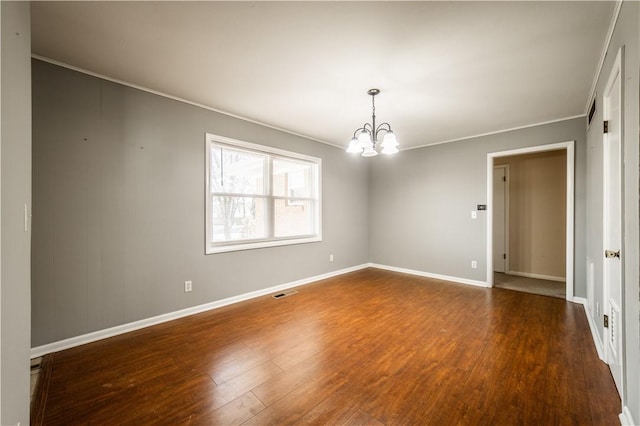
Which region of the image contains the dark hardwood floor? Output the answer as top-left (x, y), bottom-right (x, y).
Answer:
top-left (32, 268), bottom-right (620, 425)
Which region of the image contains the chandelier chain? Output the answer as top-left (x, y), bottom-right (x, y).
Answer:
top-left (372, 93), bottom-right (376, 119)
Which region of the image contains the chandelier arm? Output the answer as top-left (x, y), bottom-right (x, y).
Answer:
top-left (352, 124), bottom-right (372, 138)
top-left (374, 122), bottom-right (393, 140)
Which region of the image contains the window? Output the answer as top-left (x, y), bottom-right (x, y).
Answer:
top-left (205, 133), bottom-right (321, 254)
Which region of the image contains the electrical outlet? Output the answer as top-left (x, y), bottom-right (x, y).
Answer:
top-left (329, 254), bottom-right (334, 262)
top-left (184, 280), bottom-right (192, 293)
top-left (471, 261), bottom-right (477, 269)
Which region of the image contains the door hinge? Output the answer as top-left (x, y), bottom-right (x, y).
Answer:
top-left (604, 120), bottom-right (609, 134)
top-left (502, 176), bottom-right (506, 182)
top-left (604, 314), bottom-right (609, 328)
top-left (503, 253), bottom-right (506, 259)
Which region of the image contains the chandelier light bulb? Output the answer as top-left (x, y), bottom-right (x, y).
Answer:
top-left (362, 145), bottom-right (378, 157)
top-left (381, 144), bottom-right (399, 155)
top-left (346, 137), bottom-right (363, 153)
top-left (382, 131), bottom-right (398, 147)
top-left (357, 131), bottom-right (372, 148)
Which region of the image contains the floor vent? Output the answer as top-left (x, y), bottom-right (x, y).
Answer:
top-left (272, 290), bottom-right (298, 299)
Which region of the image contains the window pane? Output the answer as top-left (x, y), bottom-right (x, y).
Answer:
top-left (274, 199), bottom-right (315, 237)
top-left (211, 196), bottom-right (266, 242)
top-left (272, 158), bottom-right (314, 198)
top-left (211, 145), bottom-right (266, 195)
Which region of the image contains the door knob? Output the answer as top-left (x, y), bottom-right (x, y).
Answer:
top-left (605, 249), bottom-right (620, 259)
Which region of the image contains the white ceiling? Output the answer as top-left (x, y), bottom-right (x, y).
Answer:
top-left (30, 1), bottom-right (615, 150)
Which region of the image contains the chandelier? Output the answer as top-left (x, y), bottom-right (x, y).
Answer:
top-left (346, 88), bottom-right (399, 157)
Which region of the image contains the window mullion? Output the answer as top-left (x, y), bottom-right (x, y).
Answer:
top-left (266, 155), bottom-right (274, 239)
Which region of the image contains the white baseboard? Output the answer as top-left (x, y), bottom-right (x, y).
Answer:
top-left (30, 263), bottom-right (369, 358)
top-left (620, 406), bottom-right (637, 426)
top-left (507, 270), bottom-right (566, 282)
top-left (572, 296), bottom-right (587, 305)
top-left (369, 263), bottom-right (488, 288)
top-left (573, 297), bottom-right (605, 361)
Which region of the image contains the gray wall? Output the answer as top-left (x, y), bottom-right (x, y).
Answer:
top-left (1, 2), bottom-right (32, 424)
top-left (31, 60), bottom-right (370, 347)
top-left (369, 117), bottom-right (586, 293)
top-left (585, 1), bottom-right (640, 420)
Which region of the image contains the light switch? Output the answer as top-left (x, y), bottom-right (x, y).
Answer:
top-left (471, 211), bottom-right (477, 219)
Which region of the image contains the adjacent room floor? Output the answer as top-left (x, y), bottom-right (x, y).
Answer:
top-left (493, 272), bottom-right (566, 299)
top-left (31, 268), bottom-right (618, 425)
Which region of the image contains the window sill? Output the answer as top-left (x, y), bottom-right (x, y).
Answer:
top-left (206, 235), bottom-right (322, 254)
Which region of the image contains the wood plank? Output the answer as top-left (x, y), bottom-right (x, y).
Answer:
top-left (242, 372), bottom-right (348, 425)
top-left (204, 361), bottom-right (283, 411)
top-left (189, 391), bottom-right (265, 425)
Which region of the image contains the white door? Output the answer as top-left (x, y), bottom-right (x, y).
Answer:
top-left (493, 166), bottom-right (508, 273)
top-left (603, 48), bottom-right (624, 397)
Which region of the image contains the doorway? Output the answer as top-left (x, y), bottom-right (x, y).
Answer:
top-left (492, 151), bottom-right (567, 299)
top-left (486, 141), bottom-right (575, 301)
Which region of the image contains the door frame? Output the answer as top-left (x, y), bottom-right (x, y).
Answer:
top-left (486, 141), bottom-right (575, 301)
top-left (492, 164), bottom-right (510, 273)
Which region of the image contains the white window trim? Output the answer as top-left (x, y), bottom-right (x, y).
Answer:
top-left (205, 133), bottom-right (322, 254)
